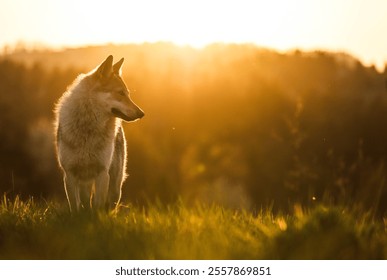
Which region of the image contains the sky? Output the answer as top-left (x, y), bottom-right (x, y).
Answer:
top-left (1, 0), bottom-right (387, 70)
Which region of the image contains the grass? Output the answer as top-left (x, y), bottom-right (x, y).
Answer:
top-left (0, 195), bottom-right (385, 259)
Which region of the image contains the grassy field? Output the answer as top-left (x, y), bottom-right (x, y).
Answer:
top-left (0, 196), bottom-right (385, 259)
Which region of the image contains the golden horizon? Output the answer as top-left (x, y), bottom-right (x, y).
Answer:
top-left (1, 0), bottom-right (387, 69)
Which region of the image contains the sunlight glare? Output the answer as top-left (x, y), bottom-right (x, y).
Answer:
top-left (1, 0), bottom-right (387, 67)
top-left (11, 0), bottom-right (312, 49)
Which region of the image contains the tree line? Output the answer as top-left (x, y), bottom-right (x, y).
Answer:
top-left (0, 43), bottom-right (386, 215)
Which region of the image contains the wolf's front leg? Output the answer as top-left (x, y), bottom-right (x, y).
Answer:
top-left (107, 179), bottom-right (123, 209)
top-left (93, 171), bottom-right (110, 209)
top-left (63, 173), bottom-right (81, 212)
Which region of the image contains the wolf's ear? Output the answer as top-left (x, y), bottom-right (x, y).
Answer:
top-left (113, 58), bottom-right (124, 75)
top-left (95, 55), bottom-right (113, 79)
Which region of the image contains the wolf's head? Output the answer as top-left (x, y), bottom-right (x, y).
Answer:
top-left (90, 55), bottom-right (144, 122)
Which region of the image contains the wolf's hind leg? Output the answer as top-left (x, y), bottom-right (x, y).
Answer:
top-left (63, 173), bottom-right (81, 212)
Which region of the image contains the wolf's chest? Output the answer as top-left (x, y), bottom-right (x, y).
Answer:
top-left (57, 118), bottom-right (117, 165)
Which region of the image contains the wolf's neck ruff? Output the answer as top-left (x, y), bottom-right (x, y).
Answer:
top-left (58, 86), bottom-right (118, 148)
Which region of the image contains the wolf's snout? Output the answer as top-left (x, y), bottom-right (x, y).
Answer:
top-left (137, 108), bottom-right (145, 119)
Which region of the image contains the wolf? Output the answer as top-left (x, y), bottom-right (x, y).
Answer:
top-left (55, 55), bottom-right (144, 211)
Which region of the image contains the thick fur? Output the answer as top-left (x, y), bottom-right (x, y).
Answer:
top-left (55, 55), bottom-right (144, 211)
